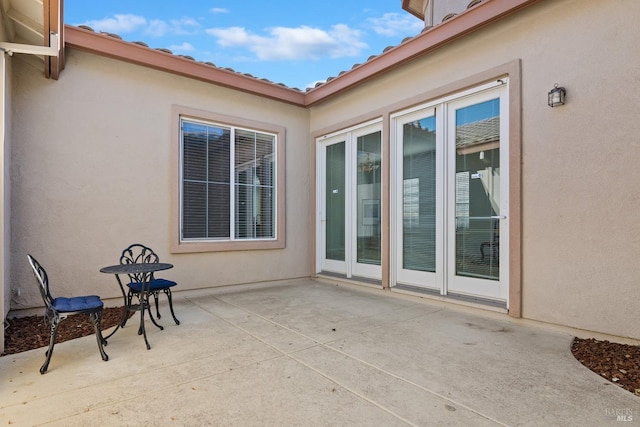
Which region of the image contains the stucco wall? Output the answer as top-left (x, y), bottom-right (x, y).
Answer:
top-left (1, 47), bottom-right (13, 353)
top-left (11, 49), bottom-right (311, 310)
top-left (309, 0), bottom-right (640, 339)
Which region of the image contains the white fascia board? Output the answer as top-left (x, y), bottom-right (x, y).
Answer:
top-left (0, 32), bottom-right (59, 57)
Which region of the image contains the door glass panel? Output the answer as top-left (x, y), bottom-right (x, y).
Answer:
top-left (356, 132), bottom-right (381, 265)
top-left (455, 98), bottom-right (500, 280)
top-left (326, 142), bottom-right (346, 261)
top-left (403, 116), bottom-right (436, 272)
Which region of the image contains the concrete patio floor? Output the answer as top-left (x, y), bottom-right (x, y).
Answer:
top-left (1, 279), bottom-right (638, 426)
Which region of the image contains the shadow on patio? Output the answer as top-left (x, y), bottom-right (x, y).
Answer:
top-left (1, 279), bottom-right (637, 425)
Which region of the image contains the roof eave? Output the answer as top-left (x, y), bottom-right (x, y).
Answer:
top-left (64, 25), bottom-right (307, 107)
top-left (63, 0), bottom-right (542, 108)
top-left (402, 0), bottom-right (425, 20)
top-left (305, 0), bottom-right (542, 106)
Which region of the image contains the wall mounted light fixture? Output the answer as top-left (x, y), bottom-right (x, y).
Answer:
top-left (548, 83), bottom-right (566, 107)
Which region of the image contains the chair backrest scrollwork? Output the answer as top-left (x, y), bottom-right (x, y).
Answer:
top-left (27, 254), bottom-right (55, 310)
top-left (120, 244), bottom-right (159, 283)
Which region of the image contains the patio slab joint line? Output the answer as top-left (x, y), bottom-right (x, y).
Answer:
top-left (188, 295), bottom-right (507, 426)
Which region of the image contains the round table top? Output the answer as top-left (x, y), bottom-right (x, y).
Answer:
top-left (100, 262), bottom-right (173, 275)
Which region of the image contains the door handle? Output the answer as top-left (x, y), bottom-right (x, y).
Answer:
top-left (491, 216), bottom-right (507, 220)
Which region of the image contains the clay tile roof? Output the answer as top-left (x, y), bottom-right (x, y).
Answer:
top-left (67, 25), bottom-right (304, 92)
top-left (100, 32), bottom-right (122, 40)
top-left (65, 0), bottom-right (537, 103)
top-left (456, 116), bottom-right (499, 148)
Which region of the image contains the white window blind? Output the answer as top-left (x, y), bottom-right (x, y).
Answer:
top-left (181, 119), bottom-right (275, 242)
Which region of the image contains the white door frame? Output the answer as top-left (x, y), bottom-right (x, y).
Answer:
top-left (445, 85), bottom-right (509, 301)
top-left (391, 106), bottom-right (444, 290)
top-left (390, 80), bottom-right (509, 303)
top-left (316, 121), bottom-right (383, 280)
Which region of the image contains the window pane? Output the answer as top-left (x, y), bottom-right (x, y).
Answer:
top-left (234, 129), bottom-right (275, 239)
top-left (181, 118), bottom-right (276, 242)
top-left (235, 181), bottom-right (255, 238)
top-left (356, 131), bottom-right (381, 266)
top-left (258, 184), bottom-right (274, 238)
top-left (183, 181), bottom-right (207, 239)
top-left (208, 127), bottom-right (231, 184)
top-left (235, 130), bottom-right (256, 185)
top-left (208, 184), bottom-right (230, 238)
top-left (326, 142), bottom-right (345, 261)
top-left (183, 122), bottom-right (207, 181)
top-left (403, 116), bottom-right (436, 272)
top-left (454, 98), bottom-right (500, 280)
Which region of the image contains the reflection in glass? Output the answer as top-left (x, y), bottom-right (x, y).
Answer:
top-left (326, 142), bottom-right (345, 261)
top-left (455, 98), bottom-right (500, 280)
top-left (356, 132), bottom-right (382, 265)
top-left (402, 116), bottom-right (436, 272)
top-left (235, 131), bottom-right (274, 239)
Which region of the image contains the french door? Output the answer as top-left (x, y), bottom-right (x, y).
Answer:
top-left (393, 82), bottom-right (509, 302)
top-left (317, 122), bottom-right (382, 280)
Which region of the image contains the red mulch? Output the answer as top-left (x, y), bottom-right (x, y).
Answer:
top-left (2, 307), bottom-right (125, 355)
top-left (571, 337), bottom-right (640, 396)
top-left (2, 309), bottom-right (639, 396)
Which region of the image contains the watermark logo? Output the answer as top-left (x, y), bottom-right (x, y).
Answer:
top-left (606, 408), bottom-right (634, 422)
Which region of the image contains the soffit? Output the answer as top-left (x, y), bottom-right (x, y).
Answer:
top-left (1, 0), bottom-right (63, 78)
top-left (402, 0), bottom-right (425, 20)
top-left (2, 0), bottom-right (43, 44)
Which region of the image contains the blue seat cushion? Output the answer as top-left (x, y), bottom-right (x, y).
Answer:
top-left (52, 295), bottom-right (103, 312)
top-left (127, 278), bottom-right (177, 293)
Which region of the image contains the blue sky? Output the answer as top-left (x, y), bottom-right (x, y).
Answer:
top-left (64, 1), bottom-right (424, 90)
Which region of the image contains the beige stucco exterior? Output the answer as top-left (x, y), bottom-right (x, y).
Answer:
top-left (10, 49), bottom-right (311, 309)
top-left (3, 0), bottom-right (640, 355)
top-left (309, 0), bottom-right (640, 339)
top-left (1, 18), bottom-right (13, 355)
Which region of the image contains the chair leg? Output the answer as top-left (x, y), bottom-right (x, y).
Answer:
top-left (40, 311), bottom-right (59, 374)
top-left (147, 305), bottom-right (164, 330)
top-left (154, 292), bottom-right (161, 319)
top-left (146, 291), bottom-right (164, 331)
top-left (136, 291), bottom-right (163, 340)
top-left (164, 289), bottom-right (180, 325)
top-left (122, 291), bottom-right (134, 328)
top-left (138, 296), bottom-right (151, 350)
top-left (91, 311), bottom-right (109, 361)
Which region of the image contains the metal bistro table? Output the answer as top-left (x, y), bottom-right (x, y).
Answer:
top-left (100, 262), bottom-right (173, 349)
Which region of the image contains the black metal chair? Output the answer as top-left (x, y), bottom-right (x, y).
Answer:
top-left (27, 254), bottom-right (109, 374)
top-left (120, 244), bottom-right (180, 326)
top-left (480, 219), bottom-right (500, 262)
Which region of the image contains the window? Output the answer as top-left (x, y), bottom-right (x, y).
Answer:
top-left (172, 107), bottom-right (285, 252)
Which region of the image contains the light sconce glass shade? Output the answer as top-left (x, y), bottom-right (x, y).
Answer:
top-left (548, 83), bottom-right (566, 107)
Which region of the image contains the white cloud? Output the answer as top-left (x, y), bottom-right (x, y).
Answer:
top-left (169, 42), bottom-right (195, 52)
top-left (210, 8), bottom-right (229, 14)
top-left (305, 79), bottom-right (326, 89)
top-left (145, 17), bottom-right (200, 37)
top-left (171, 18), bottom-right (200, 34)
top-left (206, 24), bottom-right (367, 61)
top-left (79, 14), bottom-right (200, 37)
top-left (82, 14), bottom-right (147, 33)
top-left (145, 19), bottom-right (168, 37)
top-left (367, 13), bottom-right (423, 37)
